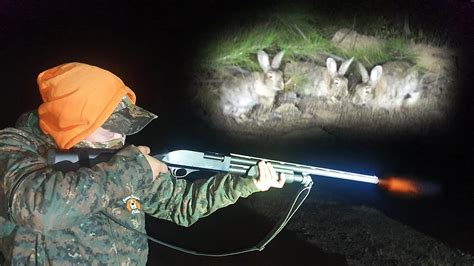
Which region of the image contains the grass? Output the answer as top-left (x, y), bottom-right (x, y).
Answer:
top-left (196, 3), bottom-right (447, 73)
top-left (341, 36), bottom-right (417, 67)
top-left (199, 11), bottom-right (337, 73)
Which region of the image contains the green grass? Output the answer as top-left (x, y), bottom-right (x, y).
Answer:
top-left (341, 36), bottom-right (416, 67)
top-left (199, 11), bottom-right (337, 73)
top-left (197, 4), bottom-right (444, 73)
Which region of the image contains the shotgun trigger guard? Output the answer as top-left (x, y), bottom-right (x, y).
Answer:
top-left (168, 167), bottom-right (199, 178)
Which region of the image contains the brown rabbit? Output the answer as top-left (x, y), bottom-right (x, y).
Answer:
top-left (220, 50), bottom-right (285, 121)
top-left (351, 61), bottom-right (422, 110)
top-left (285, 57), bottom-right (353, 102)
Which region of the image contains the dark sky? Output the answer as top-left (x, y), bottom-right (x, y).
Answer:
top-left (0, 0), bottom-right (273, 124)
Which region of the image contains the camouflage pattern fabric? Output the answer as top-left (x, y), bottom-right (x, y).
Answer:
top-left (0, 110), bottom-right (259, 265)
top-left (102, 96), bottom-right (158, 136)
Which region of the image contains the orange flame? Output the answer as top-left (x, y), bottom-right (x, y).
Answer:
top-left (379, 177), bottom-right (420, 195)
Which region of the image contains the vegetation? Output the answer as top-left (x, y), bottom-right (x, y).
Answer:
top-left (197, 2), bottom-right (449, 72)
top-left (198, 11), bottom-right (337, 73)
top-left (343, 37), bottom-right (416, 66)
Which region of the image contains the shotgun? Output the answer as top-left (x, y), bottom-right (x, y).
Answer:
top-left (47, 149), bottom-right (379, 185)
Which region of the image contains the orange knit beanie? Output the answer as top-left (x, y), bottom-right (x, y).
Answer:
top-left (37, 62), bottom-right (136, 149)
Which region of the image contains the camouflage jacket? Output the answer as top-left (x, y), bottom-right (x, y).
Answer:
top-left (0, 111), bottom-right (259, 265)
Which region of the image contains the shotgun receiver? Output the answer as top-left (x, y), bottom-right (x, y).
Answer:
top-left (48, 149), bottom-right (379, 185)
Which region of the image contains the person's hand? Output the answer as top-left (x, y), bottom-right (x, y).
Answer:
top-left (137, 146), bottom-right (169, 180)
top-left (253, 161), bottom-right (286, 191)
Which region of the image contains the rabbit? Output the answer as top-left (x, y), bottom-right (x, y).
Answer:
top-left (351, 61), bottom-right (422, 110)
top-left (220, 50), bottom-right (285, 121)
top-left (288, 57), bottom-right (353, 102)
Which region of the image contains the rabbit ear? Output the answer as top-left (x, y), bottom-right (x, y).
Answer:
top-left (358, 62), bottom-right (369, 83)
top-left (257, 50), bottom-right (271, 72)
top-left (338, 57), bottom-right (354, 75)
top-left (369, 65), bottom-right (383, 86)
top-left (271, 51), bottom-right (285, 69)
top-left (326, 57), bottom-right (338, 78)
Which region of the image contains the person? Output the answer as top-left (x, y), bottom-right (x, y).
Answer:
top-left (0, 62), bottom-right (286, 265)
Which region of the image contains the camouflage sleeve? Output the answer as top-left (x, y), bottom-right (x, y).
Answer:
top-left (141, 172), bottom-right (260, 227)
top-left (0, 129), bottom-right (154, 232)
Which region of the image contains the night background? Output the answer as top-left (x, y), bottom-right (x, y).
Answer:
top-left (1, 0), bottom-right (473, 265)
